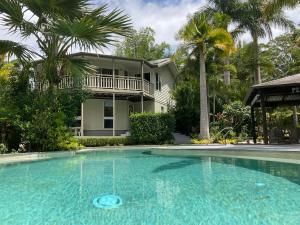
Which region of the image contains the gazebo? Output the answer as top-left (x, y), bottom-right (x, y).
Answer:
top-left (244, 74), bottom-right (300, 144)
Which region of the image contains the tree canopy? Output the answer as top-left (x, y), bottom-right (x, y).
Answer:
top-left (114, 27), bottom-right (171, 60)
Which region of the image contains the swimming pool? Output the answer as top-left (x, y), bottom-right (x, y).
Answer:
top-left (0, 149), bottom-right (299, 225)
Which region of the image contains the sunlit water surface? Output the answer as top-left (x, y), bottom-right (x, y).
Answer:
top-left (0, 150), bottom-right (300, 225)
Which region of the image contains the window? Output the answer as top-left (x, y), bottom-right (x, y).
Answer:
top-left (104, 100), bottom-right (113, 129)
top-left (98, 68), bottom-right (119, 76)
top-left (156, 73), bottom-right (161, 91)
top-left (161, 106), bottom-right (165, 113)
top-left (102, 68), bottom-right (113, 75)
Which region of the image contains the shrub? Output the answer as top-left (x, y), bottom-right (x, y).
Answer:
top-left (58, 137), bottom-right (83, 150)
top-left (130, 113), bottom-right (175, 144)
top-left (78, 137), bottom-right (132, 147)
top-left (218, 139), bottom-right (237, 144)
top-left (191, 139), bottom-right (213, 144)
top-left (0, 143), bottom-right (9, 154)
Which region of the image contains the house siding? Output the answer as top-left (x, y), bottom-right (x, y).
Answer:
top-left (83, 99), bottom-right (130, 131)
top-left (153, 66), bottom-right (175, 112)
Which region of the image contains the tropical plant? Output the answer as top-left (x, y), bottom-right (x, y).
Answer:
top-left (178, 12), bottom-right (235, 139)
top-left (204, 0), bottom-right (243, 85)
top-left (232, 0), bottom-right (294, 84)
top-left (265, 0), bottom-right (299, 15)
top-left (172, 78), bottom-right (199, 134)
top-left (0, 0), bottom-right (131, 87)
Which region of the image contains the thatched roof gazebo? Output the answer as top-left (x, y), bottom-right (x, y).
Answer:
top-left (244, 74), bottom-right (300, 144)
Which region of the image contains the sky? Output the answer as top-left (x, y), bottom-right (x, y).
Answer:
top-left (1, 0), bottom-right (300, 55)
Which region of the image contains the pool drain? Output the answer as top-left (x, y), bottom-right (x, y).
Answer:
top-left (93, 194), bottom-right (122, 209)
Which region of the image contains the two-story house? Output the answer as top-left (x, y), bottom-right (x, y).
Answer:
top-left (52, 52), bottom-right (178, 136)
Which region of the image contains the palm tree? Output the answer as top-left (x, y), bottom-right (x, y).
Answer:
top-left (266, 0), bottom-right (299, 15)
top-left (234, 0), bottom-right (294, 84)
top-left (178, 12), bottom-right (235, 139)
top-left (205, 0), bottom-right (294, 84)
top-left (0, 0), bottom-right (131, 88)
top-left (204, 1), bottom-right (243, 86)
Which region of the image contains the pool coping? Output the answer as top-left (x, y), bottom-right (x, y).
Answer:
top-left (0, 144), bottom-right (300, 165)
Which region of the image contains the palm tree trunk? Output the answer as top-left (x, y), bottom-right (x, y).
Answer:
top-left (199, 49), bottom-right (210, 139)
top-left (224, 57), bottom-right (230, 85)
top-left (253, 35), bottom-right (261, 84)
top-left (213, 94), bottom-right (216, 122)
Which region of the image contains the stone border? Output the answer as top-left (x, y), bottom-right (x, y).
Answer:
top-left (0, 144), bottom-right (300, 165)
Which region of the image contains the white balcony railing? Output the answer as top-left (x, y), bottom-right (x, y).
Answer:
top-left (37, 75), bottom-right (155, 96)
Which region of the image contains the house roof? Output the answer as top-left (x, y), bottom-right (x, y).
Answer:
top-left (148, 58), bottom-right (172, 67)
top-left (252, 73), bottom-right (300, 88)
top-left (65, 52), bottom-right (177, 71)
top-left (35, 52), bottom-right (178, 77)
top-left (244, 73), bottom-right (300, 107)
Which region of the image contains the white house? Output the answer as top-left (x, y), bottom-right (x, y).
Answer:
top-left (52, 53), bottom-right (178, 136)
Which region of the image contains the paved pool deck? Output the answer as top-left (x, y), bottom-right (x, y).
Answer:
top-left (0, 144), bottom-right (300, 165)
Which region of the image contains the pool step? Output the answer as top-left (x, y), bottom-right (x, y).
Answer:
top-left (172, 133), bottom-right (192, 145)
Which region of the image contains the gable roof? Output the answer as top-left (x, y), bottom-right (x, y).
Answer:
top-left (148, 58), bottom-right (172, 67)
top-left (252, 73), bottom-right (300, 88)
top-left (244, 73), bottom-right (300, 107)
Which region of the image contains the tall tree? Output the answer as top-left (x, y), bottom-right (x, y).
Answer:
top-left (205, 0), bottom-right (294, 84)
top-left (234, 0), bottom-right (294, 84)
top-left (115, 27), bottom-right (171, 60)
top-left (178, 12), bottom-right (235, 139)
top-left (204, 0), bottom-right (242, 85)
top-left (0, 0), bottom-right (131, 87)
top-left (266, 0), bottom-right (299, 15)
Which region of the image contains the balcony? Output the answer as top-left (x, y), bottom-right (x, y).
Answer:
top-left (38, 74), bottom-right (155, 97)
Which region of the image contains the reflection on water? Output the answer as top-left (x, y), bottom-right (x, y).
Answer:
top-left (212, 157), bottom-right (300, 185)
top-left (152, 159), bottom-right (200, 173)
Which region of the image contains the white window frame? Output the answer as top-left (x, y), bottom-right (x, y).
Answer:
top-left (103, 100), bottom-right (113, 129)
top-left (156, 73), bottom-right (162, 91)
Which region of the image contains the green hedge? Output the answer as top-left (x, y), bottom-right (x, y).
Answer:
top-left (130, 113), bottom-right (175, 144)
top-left (78, 137), bottom-right (132, 147)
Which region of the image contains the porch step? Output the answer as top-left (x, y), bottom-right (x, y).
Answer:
top-left (172, 133), bottom-right (192, 145)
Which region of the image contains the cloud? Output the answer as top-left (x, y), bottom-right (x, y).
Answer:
top-left (0, 0), bottom-right (300, 55)
top-left (103, 0), bottom-right (205, 51)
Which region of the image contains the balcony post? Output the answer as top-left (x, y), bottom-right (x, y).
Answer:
top-left (112, 59), bottom-right (116, 136)
top-left (113, 93), bottom-right (116, 137)
top-left (260, 95), bottom-right (268, 144)
top-left (112, 59), bottom-right (115, 90)
top-left (251, 106), bottom-right (256, 144)
top-left (81, 103), bottom-right (84, 136)
top-left (141, 61), bottom-right (144, 113)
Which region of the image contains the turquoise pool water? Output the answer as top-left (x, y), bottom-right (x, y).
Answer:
top-left (0, 150), bottom-right (300, 225)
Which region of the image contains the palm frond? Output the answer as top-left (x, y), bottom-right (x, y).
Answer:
top-left (20, 0), bottom-right (88, 18)
top-left (0, 40), bottom-right (32, 62)
top-left (62, 57), bottom-right (95, 79)
top-left (268, 11), bottom-right (295, 31)
top-left (52, 5), bottom-right (131, 51)
top-left (0, 0), bottom-right (24, 31)
top-left (264, 0), bottom-right (299, 15)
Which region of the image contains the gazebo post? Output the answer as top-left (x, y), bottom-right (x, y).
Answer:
top-left (251, 106), bottom-right (257, 144)
top-left (260, 95), bottom-right (268, 145)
